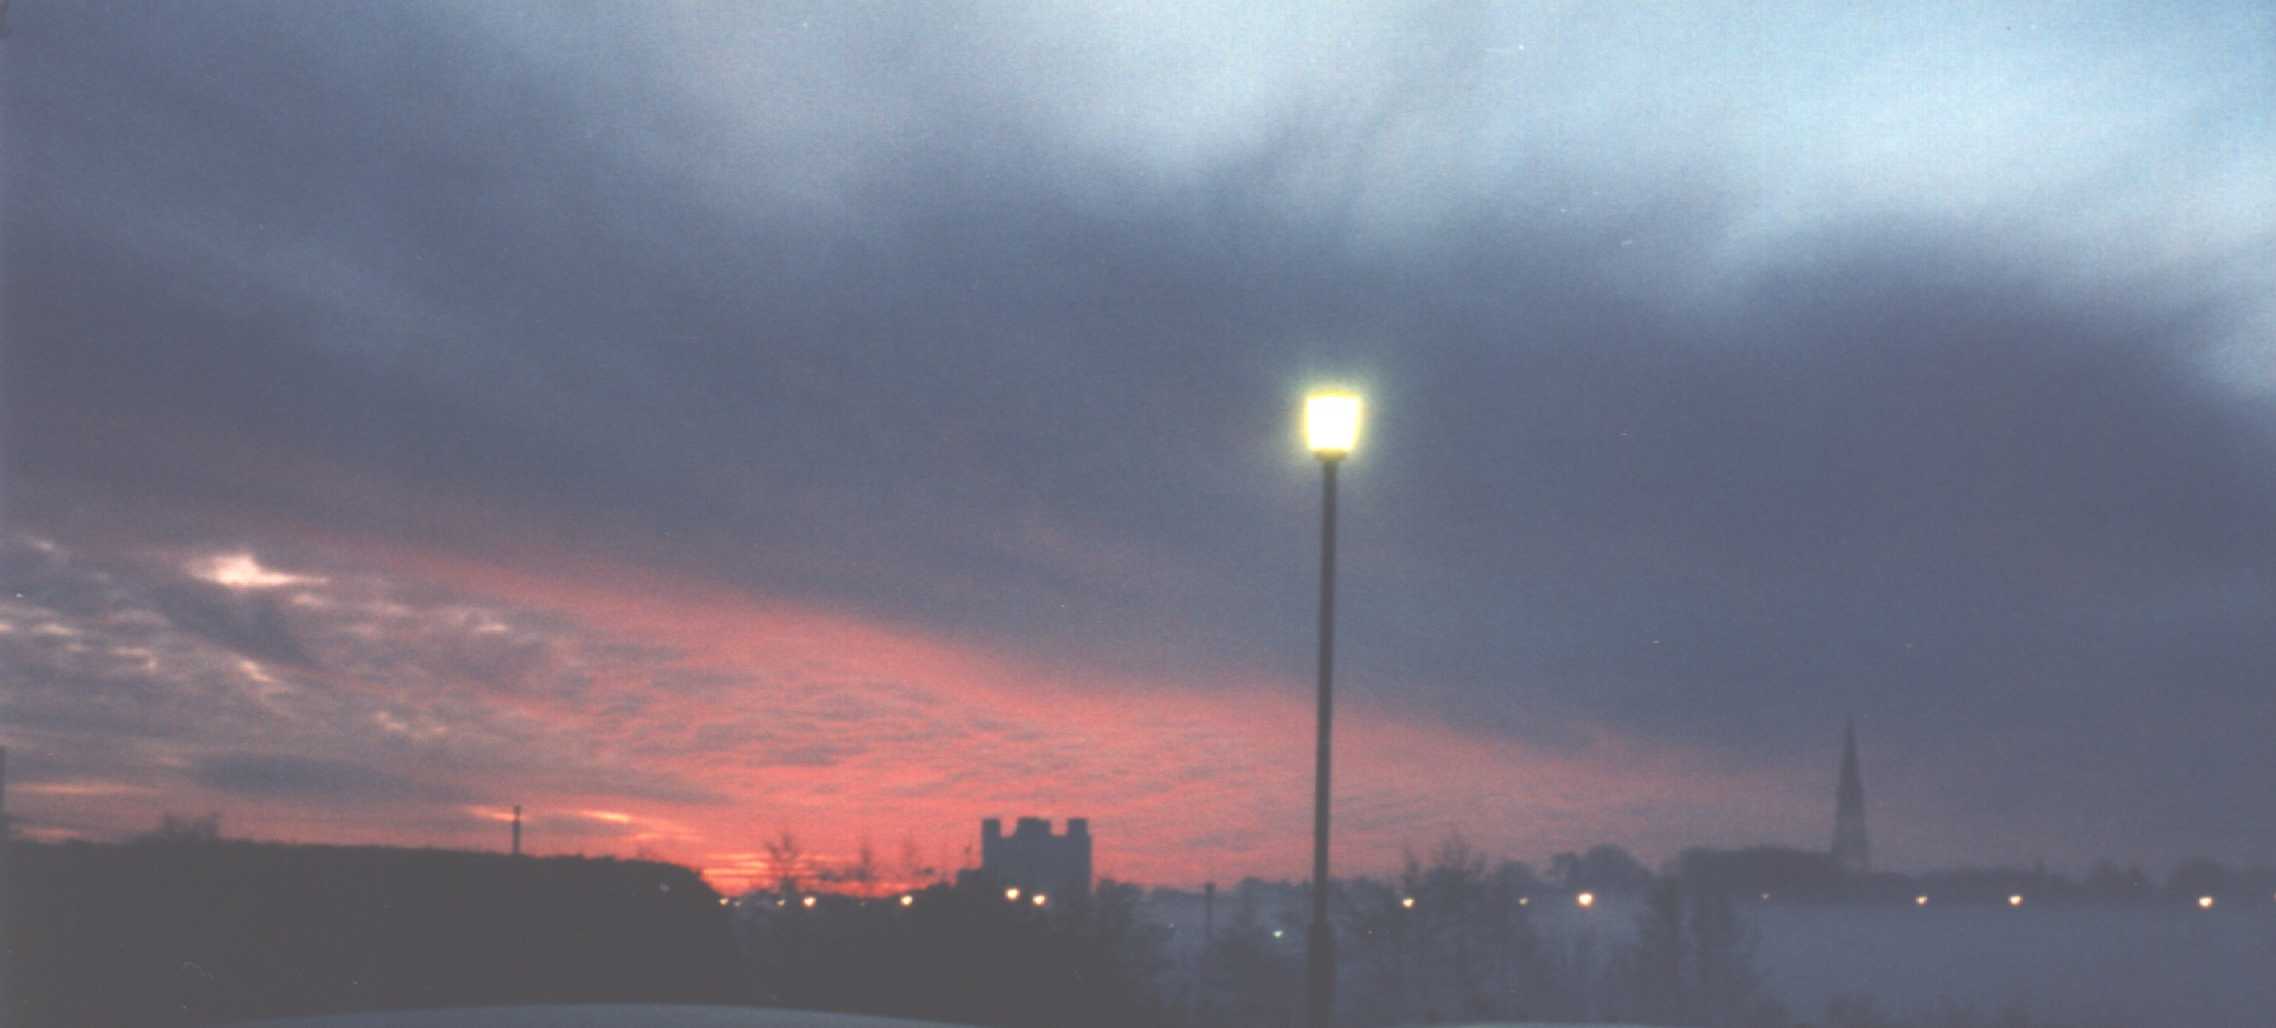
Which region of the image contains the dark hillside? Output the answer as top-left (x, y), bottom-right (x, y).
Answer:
top-left (3, 838), bottom-right (745, 1027)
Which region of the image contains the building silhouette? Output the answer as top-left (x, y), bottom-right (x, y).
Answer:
top-left (975, 817), bottom-right (1091, 900)
top-left (1831, 719), bottom-right (1870, 874)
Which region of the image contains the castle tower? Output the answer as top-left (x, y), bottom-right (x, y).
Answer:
top-left (1831, 719), bottom-right (1870, 874)
top-left (975, 816), bottom-right (1092, 899)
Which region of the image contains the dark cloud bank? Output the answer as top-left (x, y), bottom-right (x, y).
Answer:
top-left (4, 3), bottom-right (2273, 867)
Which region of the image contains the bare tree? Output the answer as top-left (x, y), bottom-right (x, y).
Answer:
top-left (764, 828), bottom-right (805, 895)
top-left (897, 833), bottom-right (931, 887)
top-left (848, 836), bottom-right (879, 893)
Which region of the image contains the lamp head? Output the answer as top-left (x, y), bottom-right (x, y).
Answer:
top-left (1305, 390), bottom-right (1363, 458)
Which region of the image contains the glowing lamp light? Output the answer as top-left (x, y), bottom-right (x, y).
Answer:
top-left (1272, 928), bottom-right (1286, 939)
top-left (1518, 896), bottom-right (1530, 906)
top-left (1304, 390), bottom-right (1363, 458)
top-left (801, 895), bottom-right (817, 909)
top-left (1400, 896), bottom-right (1415, 910)
top-left (1915, 895), bottom-right (1929, 907)
top-left (900, 894), bottom-right (915, 907)
top-left (1032, 893), bottom-right (1049, 907)
top-left (719, 897), bottom-right (732, 907)
top-left (2008, 894), bottom-right (2024, 908)
top-left (1005, 887), bottom-right (1021, 902)
top-left (2197, 895), bottom-right (2215, 910)
top-left (1575, 892), bottom-right (1596, 909)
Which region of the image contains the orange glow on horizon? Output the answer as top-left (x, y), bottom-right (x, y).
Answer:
top-left (147, 531), bottom-right (1830, 893)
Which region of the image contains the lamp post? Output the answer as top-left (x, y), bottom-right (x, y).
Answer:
top-left (1303, 389), bottom-right (1361, 1028)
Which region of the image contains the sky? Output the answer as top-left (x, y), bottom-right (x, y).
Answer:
top-left (3, 2), bottom-right (2274, 891)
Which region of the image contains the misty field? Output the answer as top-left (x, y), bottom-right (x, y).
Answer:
top-left (1524, 897), bottom-right (2276, 1026)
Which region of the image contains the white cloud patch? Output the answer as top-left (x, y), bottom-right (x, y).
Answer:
top-left (190, 551), bottom-right (328, 591)
top-left (0, 532), bottom-right (725, 842)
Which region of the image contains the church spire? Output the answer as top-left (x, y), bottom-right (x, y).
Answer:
top-left (1832, 718), bottom-right (1870, 874)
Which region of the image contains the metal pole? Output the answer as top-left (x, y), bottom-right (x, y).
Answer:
top-left (1, 745), bottom-right (10, 1021)
top-left (1307, 457), bottom-right (1339, 1028)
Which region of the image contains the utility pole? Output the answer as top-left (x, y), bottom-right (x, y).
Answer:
top-left (511, 804), bottom-right (522, 857)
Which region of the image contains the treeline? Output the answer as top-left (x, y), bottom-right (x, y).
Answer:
top-left (732, 876), bottom-right (1170, 1027)
top-left (1677, 846), bottom-right (2276, 906)
top-left (1160, 838), bottom-right (2148, 1028)
top-left (1170, 838), bottom-right (1784, 1027)
top-left (5, 827), bottom-right (2213, 1027)
top-left (3, 833), bottom-right (744, 1027)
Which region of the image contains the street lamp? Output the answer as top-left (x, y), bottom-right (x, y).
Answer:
top-left (1302, 388), bottom-right (1361, 1028)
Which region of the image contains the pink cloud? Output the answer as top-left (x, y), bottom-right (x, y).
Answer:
top-left (348, 541), bottom-right (1812, 890)
top-left (5, 528), bottom-right (1818, 892)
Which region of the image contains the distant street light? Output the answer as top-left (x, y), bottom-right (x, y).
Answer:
top-left (1400, 896), bottom-right (1415, 910)
top-left (1005, 887), bottom-right (1021, 902)
top-left (2197, 895), bottom-right (2215, 910)
top-left (1576, 891), bottom-right (1597, 909)
top-left (1915, 895), bottom-right (1929, 907)
top-left (801, 895), bottom-right (817, 909)
top-left (2008, 894), bottom-right (2024, 908)
top-left (900, 894), bottom-right (915, 907)
top-left (1302, 389), bottom-right (1362, 1028)
top-left (1032, 893), bottom-right (1049, 907)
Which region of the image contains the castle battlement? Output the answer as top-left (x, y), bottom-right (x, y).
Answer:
top-left (978, 816), bottom-right (1092, 899)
